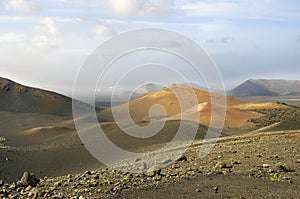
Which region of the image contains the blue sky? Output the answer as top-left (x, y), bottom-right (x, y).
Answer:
top-left (0, 0), bottom-right (300, 96)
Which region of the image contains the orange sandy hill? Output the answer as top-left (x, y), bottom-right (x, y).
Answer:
top-left (104, 84), bottom-right (269, 128)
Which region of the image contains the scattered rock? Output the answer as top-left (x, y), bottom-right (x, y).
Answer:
top-left (84, 171), bottom-right (92, 175)
top-left (28, 187), bottom-right (38, 198)
top-left (176, 155), bottom-right (187, 162)
top-left (17, 172), bottom-right (39, 187)
top-left (0, 136), bottom-right (6, 143)
top-left (147, 166), bottom-right (161, 177)
top-left (54, 180), bottom-right (63, 187)
top-left (268, 169), bottom-right (275, 173)
top-left (275, 163), bottom-right (291, 172)
top-left (215, 161), bottom-right (226, 168)
top-left (214, 161), bottom-right (232, 169)
top-left (233, 160), bottom-right (241, 165)
top-left (213, 186), bottom-right (218, 193)
top-left (9, 182), bottom-right (17, 190)
top-left (1, 129), bottom-right (299, 198)
top-left (262, 164), bottom-right (270, 168)
top-left (171, 164), bottom-right (179, 169)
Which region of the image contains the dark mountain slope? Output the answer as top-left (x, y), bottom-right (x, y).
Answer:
top-left (0, 77), bottom-right (72, 116)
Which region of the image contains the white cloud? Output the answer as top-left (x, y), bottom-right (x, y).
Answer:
top-left (31, 35), bottom-right (64, 48)
top-left (31, 35), bottom-right (47, 48)
top-left (2, 0), bottom-right (40, 12)
top-left (107, 0), bottom-right (175, 16)
top-left (89, 23), bottom-right (115, 38)
top-left (108, 0), bottom-right (140, 15)
top-left (206, 35), bottom-right (235, 44)
top-left (0, 32), bottom-right (25, 43)
top-left (180, 0), bottom-right (268, 19)
top-left (53, 17), bottom-right (83, 23)
top-left (182, 1), bottom-right (238, 16)
top-left (34, 17), bottom-right (57, 35)
top-left (0, 16), bottom-right (82, 24)
top-left (0, 15), bottom-right (34, 23)
top-left (220, 35), bottom-right (235, 43)
top-left (180, 0), bottom-right (300, 21)
top-left (30, 17), bottom-right (64, 49)
top-left (47, 37), bottom-right (64, 48)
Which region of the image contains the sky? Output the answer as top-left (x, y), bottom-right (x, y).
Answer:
top-left (0, 0), bottom-right (300, 97)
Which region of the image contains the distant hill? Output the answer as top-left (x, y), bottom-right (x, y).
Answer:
top-left (0, 77), bottom-right (73, 116)
top-left (127, 83), bottom-right (163, 101)
top-left (96, 83), bottom-right (163, 107)
top-left (228, 79), bottom-right (300, 98)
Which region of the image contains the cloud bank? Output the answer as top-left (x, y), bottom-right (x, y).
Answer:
top-left (107, 0), bottom-right (175, 16)
top-left (3, 0), bottom-right (40, 12)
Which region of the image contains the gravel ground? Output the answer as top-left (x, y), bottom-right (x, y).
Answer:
top-left (0, 130), bottom-right (299, 199)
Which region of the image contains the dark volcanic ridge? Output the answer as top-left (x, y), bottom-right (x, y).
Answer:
top-left (0, 77), bottom-right (72, 116)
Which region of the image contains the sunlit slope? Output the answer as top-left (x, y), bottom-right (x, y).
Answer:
top-left (104, 84), bottom-right (265, 129)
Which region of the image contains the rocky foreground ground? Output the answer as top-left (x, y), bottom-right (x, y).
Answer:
top-left (0, 130), bottom-right (299, 199)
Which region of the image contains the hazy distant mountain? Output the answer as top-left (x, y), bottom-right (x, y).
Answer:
top-left (184, 82), bottom-right (223, 94)
top-left (228, 79), bottom-right (300, 98)
top-left (96, 83), bottom-right (163, 107)
top-left (131, 83), bottom-right (163, 99)
top-left (0, 77), bottom-right (73, 116)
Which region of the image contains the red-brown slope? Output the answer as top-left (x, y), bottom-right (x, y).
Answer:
top-left (107, 84), bottom-right (261, 128)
